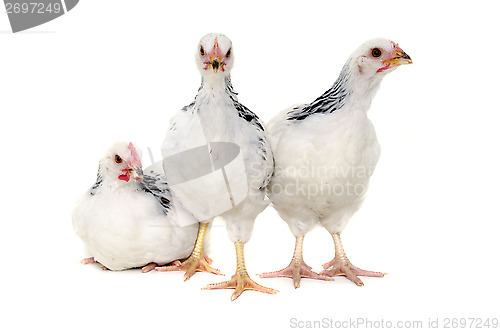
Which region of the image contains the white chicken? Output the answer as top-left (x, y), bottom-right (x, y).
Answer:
top-left (158, 33), bottom-right (276, 300)
top-left (72, 142), bottom-right (198, 272)
top-left (260, 38), bottom-right (412, 287)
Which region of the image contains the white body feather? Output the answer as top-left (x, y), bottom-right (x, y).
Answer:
top-left (162, 79), bottom-right (273, 243)
top-left (267, 97), bottom-right (380, 237)
top-left (72, 177), bottom-right (198, 271)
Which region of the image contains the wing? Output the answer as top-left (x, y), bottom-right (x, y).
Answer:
top-left (167, 100), bottom-right (195, 137)
top-left (139, 173), bottom-right (172, 215)
top-left (225, 77), bottom-right (274, 189)
top-left (161, 99), bottom-right (206, 160)
top-left (259, 139), bottom-right (274, 190)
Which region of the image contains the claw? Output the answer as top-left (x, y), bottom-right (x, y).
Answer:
top-left (156, 254), bottom-right (223, 280)
top-left (322, 233), bottom-right (385, 286)
top-left (260, 261), bottom-right (333, 288)
top-left (259, 235), bottom-right (333, 288)
top-left (156, 222), bottom-right (222, 280)
top-left (203, 272), bottom-right (278, 301)
top-left (203, 241), bottom-right (278, 300)
top-left (321, 259), bottom-right (385, 286)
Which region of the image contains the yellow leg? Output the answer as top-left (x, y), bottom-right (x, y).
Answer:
top-left (259, 235), bottom-right (333, 288)
top-left (203, 241), bottom-right (278, 301)
top-left (321, 233), bottom-right (385, 286)
top-left (156, 222), bottom-right (223, 280)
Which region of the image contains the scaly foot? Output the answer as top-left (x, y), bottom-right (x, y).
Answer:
top-left (204, 271), bottom-right (278, 301)
top-left (321, 233), bottom-right (385, 286)
top-left (321, 257), bottom-right (385, 286)
top-left (156, 254), bottom-right (223, 281)
top-left (259, 236), bottom-right (333, 288)
top-left (260, 260), bottom-right (333, 288)
top-left (203, 241), bottom-right (278, 301)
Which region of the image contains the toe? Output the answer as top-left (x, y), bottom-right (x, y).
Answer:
top-left (141, 263), bottom-right (158, 273)
top-left (258, 267), bottom-right (290, 279)
top-left (80, 257), bottom-right (96, 265)
top-left (202, 280), bottom-right (233, 291)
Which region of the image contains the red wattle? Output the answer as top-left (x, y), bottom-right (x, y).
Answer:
top-left (118, 172), bottom-right (131, 182)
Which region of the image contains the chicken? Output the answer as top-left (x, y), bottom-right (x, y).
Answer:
top-left (72, 142), bottom-right (198, 272)
top-left (260, 38), bottom-right (412, 287)
top-left (157, 33), bottom-right (277, 300)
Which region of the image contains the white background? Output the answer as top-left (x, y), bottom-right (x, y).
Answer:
top-left (1, 1), bottom-right (499, 331)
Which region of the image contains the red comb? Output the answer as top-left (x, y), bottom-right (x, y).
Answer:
top-left (129, 142), bottom-right (142, 167)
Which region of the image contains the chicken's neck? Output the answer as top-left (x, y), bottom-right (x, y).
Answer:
top-left (198, 74), bottom-right (231, 92)
top-left (287, 62), bottom-right (353, 121)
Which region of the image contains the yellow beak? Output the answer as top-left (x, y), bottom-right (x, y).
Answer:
top-left (386, 51), bottom-right (413, 66)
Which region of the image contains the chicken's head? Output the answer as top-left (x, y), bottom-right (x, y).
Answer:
top-left (352, 38), bottom-right (412, 79)
top-left (101, 142), bottom-right (143, 183)
top-left (196, 33), bottom-right (234, 78)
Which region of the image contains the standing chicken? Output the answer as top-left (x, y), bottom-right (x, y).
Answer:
top-left (158, 33), bottom-right (276, 300)
top-left (72, 142), bottom-right (198, 272)
top-left (260, 38), bottom-right (412, 287)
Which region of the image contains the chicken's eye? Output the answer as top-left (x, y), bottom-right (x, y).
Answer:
top-left (200, 46), bottom-right (205, 56)
top-left (225, 48), bottom-right (231, 58)
top-left (371, 48), bottom-right (382, 58)
top-left (115, 155), bottom-right (123, 164)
